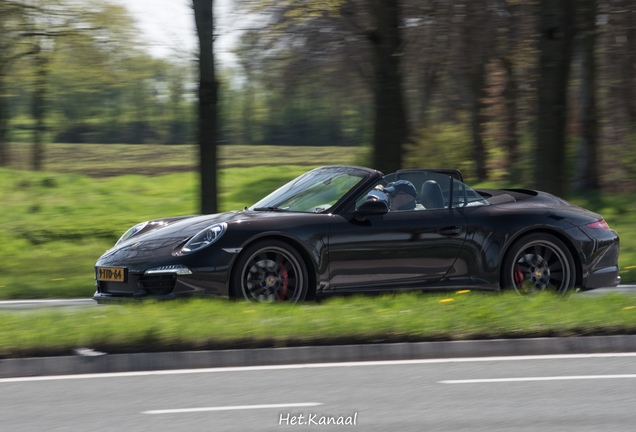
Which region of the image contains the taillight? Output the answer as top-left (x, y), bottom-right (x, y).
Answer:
top-left (587, 219), bottom-right (610, 230)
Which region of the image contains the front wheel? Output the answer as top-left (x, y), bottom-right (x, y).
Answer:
top-left (232, 240), bottom-right (309, 303)
top-left (501, 233), bottom-right (576, 297)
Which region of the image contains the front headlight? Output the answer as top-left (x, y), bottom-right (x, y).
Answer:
top-left (116, 221), bottom-right (149, 246)
top-left (181, 223), bottom-right (227, 254)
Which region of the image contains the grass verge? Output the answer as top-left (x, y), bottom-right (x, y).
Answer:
top-left (1, 143), bottom-right (635, 300)
top-left (0, 166), bottom-right (313, 299)
top-left (1, 292), bottom-right (636, 358)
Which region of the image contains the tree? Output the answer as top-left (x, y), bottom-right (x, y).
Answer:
top-left (496, 0), bottom-right (536, 184)
top-left (0, 0), bottom-right (32, 167)
top-left (535, 0), bottom-right (576, 196)
top-left (574, 0), bottom-right (599, 190)
top-left (237, 0), bottom-right (409, 174)
top-left (452, 0), bottom-right (494, 182)
top-left (365, 0), bottom-right (408, 174)
top-left (0, 0), bottom-right (142, 169)
top-left (193, 0), bottom-right (218, 214)
top-left (31, 41), bottom-right (48, 171)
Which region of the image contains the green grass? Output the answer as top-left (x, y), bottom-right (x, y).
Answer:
top-left (4, 143), bottom-right (363, 176)
top-left (1, 143), bottom-right (635, 300)
top-left (0, 166), bottom-right (314, 299)
top-left (1, 292), bottom-right (636, 358)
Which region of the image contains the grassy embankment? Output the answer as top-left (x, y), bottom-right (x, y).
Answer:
top-left (1, 292), bottom-right (636, 358)
top-left (1, 143), bottom-right (635, 300)
top-left (0, 144), bottom-right (362, 299)
top-left (1, 143), bottom-right (636, 357)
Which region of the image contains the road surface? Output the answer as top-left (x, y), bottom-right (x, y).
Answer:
top-left (1, 354), bottom-right (635, 431)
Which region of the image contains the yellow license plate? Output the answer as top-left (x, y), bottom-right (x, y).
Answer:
top-left (97, 267), bottom-right (125, 282)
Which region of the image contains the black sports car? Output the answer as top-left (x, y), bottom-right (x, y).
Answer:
top-left (94, 165), bottom-right (620, 303)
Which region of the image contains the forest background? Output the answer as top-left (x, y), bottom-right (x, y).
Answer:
top-left (1, 0), bottom-right (636, 192)
top-left (2, 0), bottom-right (636, 299)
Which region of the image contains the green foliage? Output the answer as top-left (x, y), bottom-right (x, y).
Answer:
top-left (2, 0), bottom-right (196, 146)
top-left (621, 133), bottom-right (636, 184)
top-left (1, 292), bottom-right (636, 357)
top-left (219, 68), bottom-right (371, 147)
top-left (0, 144), bottom-right (359, 299)
top-left (406, 121), bottom-right (475, 180)
top-left (0, 143), bottom-right (634, 301)
top-left (0, 169), bottom-right (198, 299)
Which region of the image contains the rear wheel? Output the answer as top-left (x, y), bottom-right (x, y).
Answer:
top-left (501, 233), bottom-right (576, 297)
top-left (232, 240), bottom-right (308, 303)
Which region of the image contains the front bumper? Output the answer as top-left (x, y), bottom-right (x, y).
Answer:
top-left (94, 242), bottom-right (239, 301)
top-left (93, 268), bottom-right (230, 302)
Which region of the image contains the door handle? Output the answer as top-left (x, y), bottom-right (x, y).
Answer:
top-left (438, 226), bottom-right (462, 236)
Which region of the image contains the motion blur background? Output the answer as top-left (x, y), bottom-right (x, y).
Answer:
top-left (2, 0), bottom-right (636, 187)
top-left (2, 0), bottom-right (636, 298)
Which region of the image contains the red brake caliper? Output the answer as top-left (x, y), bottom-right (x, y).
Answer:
top-left (514, 266), bottom-right (525, 285)
top-left (278, 263), bottom-right (289, 300)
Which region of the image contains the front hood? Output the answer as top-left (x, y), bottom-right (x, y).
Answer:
top-left (96, 210), bottom-right (315, 266)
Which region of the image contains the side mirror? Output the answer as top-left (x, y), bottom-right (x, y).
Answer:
top-left (354, 199), bottom-right (389, 221)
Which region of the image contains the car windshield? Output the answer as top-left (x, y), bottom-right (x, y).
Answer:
top-left (250, 166), bottom-right (369, 213)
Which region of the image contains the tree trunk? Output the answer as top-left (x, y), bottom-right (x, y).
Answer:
top-left (535, 0), bottom-right (576, 197)
top-left (32, 51), bottom-right (48, 171)
top-left (0, 75), bottom-right (7, 167)
top-left (502, 57), bottom-right (520, 183)
top-left (418, 67), bottom-right (437, 129)
top-left (625, 6), bottom-right (636, 130)
top-left (369, 0), bottom-right (407, 175)
top-left (575, 0), bottom-right (599, 191)
top-left (193, 0), bottom-right (218, 214)
top-left (466, 67), bottom-right (488, 182)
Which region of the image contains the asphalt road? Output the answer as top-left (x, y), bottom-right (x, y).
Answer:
top-left (1, 354), bottom-right (635, 431)
top-left (0, 285), bottom-right (633, 309)
top-left (577, 285), bottom-right (636, 296)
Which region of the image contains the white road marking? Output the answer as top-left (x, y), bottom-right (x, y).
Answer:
top-left (2, 353), bottom-right (636, 383)
top-left (0, 299), bottom-right (92, 305)
top-left (441, 374), bottom-right (636, 384)
top-left (142, 403), bottom-right (322, 415)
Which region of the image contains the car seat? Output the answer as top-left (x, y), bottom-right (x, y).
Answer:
top-left (421, 180), bottom-right (445, 209)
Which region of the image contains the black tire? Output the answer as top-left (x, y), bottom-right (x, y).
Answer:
top-left (231, 240), bottom-right (309, 303)
top-left (501, 232), bottom-right (576, 297)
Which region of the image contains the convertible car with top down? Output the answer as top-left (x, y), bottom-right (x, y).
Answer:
top-left (94, 165), bottom-right (620, 303)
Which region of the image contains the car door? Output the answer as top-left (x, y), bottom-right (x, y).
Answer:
top-left (326, 206), bottom-right (468, 291)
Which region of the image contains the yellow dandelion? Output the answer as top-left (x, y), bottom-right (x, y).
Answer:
top-left (456, 290), bottom-right (471, 294)
top-left (242, 310), bottom-right (256, 313)
top-left (440, 299), bottom-right (454, 303)
top-left (51, 278), bottom-right (66, 281)
top-left (623, 306), bottom-right (636, 310)
top-left (626, 266), bottom-right (636, 269)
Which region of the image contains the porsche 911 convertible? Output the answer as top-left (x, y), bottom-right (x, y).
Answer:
top-left (93, 166), bottom-right (620, 303)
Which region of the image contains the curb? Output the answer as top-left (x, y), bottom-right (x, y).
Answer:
top-left (2, 335), bottom-right (636, 378)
